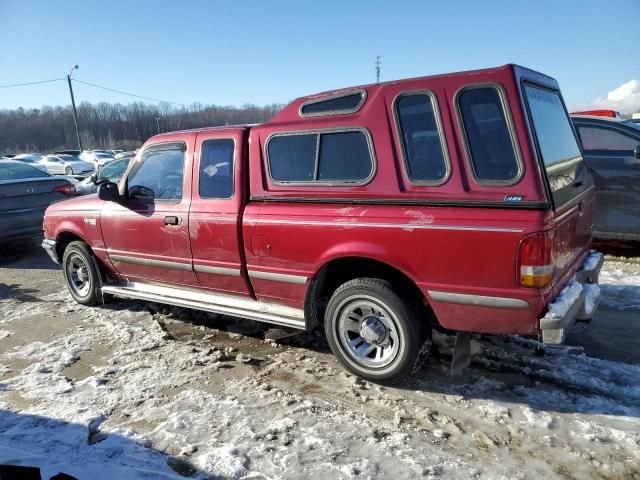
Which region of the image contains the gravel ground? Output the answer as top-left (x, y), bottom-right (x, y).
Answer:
top-left (0, 240), bottom-right (639, 480)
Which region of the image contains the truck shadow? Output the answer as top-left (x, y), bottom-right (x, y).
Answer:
top-left (0, 409), bottom-right (219, 479)
top-left (0, 238), bottom-right (59, 271)
top-left (99, 296), bottom-right (640, 421)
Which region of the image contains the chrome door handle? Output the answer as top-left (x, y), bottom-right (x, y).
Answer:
top-left (164, 216), bottom-right (179, 225)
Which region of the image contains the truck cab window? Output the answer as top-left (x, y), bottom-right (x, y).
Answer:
top-left (199, 139), bottom-right (235, 198)
top-left (127, 148), bottom-right (185, 200)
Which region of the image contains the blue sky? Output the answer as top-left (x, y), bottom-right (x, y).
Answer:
top-left (1, 0), bottom-right (639, 111)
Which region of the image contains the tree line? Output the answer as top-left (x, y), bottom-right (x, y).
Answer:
top-left (0, 101), bottom-right (283, 154)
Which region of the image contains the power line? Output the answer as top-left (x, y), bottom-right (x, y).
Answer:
top-left (72, 78), bottom-right (187, 107)
top-left (0, 78), bottom-right (66, 89)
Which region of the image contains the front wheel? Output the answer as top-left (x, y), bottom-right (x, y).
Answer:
top-left (65, 166), bottom-right (73, 175)
top-left (324, 278), bottom-right (429, 383)
top-left (62, 241), bottom-right (103, 305)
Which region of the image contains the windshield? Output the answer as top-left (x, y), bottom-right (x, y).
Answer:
top-left (524, 84), bottom-right (593, 207)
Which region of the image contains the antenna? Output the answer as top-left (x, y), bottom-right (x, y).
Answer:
top-left (375, 55), bottom-right (381, 83)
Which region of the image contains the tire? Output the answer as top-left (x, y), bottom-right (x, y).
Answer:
top-left (65, 166), bottom-right (73, 175)
top-left (324, 278), bottom-right (430, 383)
top-left (62, 241), bottom-right (103, 306)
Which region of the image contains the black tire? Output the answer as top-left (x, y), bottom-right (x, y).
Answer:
top-left (65, 166), bottom-right (73, 175)
top-left (324, 278), bottom-right (430, 383)
top-left (62, 241), bottom-right (103, 306)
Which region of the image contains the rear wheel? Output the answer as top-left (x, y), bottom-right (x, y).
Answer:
top-left (62, 241), bottom-right (103, 305)
top-left (65, 166), bottom-right (73, 175)
top-left (324, 278), bottom-right (429, 383)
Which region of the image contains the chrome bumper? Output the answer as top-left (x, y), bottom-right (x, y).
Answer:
top-left (42, 239), bottom-right (60, 264)
top-left (539, 250), bottom-right (604, 344)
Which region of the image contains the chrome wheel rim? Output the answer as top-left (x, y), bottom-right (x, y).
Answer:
top-left (65, 167), bottom-right (73, 175)
top-left (66, 253), bottom-right (91, 297)
top-left (335, 295), bottom-right (400, 368)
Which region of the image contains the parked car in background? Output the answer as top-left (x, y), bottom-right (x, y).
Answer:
top-left (13, 153), bottom-right (44, 163)
top-left (115, 150), bottom-right (137, 160)
top-left (39, 154), bottom-right (95, 175)
top-left (571, 114), bottom-right (640, 241)
top-left (43, 64), bottom-right (603, 382)
top-left (55, 149), bottom-right (82, 156)
top-left (0, 160), bottom-right (76, 243)
top-left (79, 150), bottom-right (115, 167)
top-left (75, 157), bottom-right (131, 195)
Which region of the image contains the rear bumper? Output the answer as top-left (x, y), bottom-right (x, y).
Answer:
top-left (42, 239), bottom-right (60, 264)
top-left (539, 250), bottom-right (604, 344)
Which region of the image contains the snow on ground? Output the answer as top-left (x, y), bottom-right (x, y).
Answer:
top-left (0, 259), bottom-right (639, 479)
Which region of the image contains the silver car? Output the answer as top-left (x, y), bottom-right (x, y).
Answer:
top-left (39, 154), bottom-right (95, 176)
top-left (0, 160), bottom-right (77, 242)
top-left (75, 157), bottom-right (131, 195)
top-left (571, 115), bottom-right (640, 241)
top-left (79, 150), bottom-right (116, 167)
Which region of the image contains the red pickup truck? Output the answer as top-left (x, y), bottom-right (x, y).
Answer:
top-left (42, 64), bottom-right (604, 382)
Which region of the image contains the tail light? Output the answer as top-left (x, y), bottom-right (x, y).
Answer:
top-left (518, 230), bottom-right (555, 288)
top-left (54, 184), bottom-right (76, 196)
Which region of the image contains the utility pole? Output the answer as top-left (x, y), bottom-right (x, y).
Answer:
top-left (375, 55), bottom-right (381, 83)
top-left (67, 65), bottom-right (83, 151)
top-left (155, 117), bottom-right (161, 134)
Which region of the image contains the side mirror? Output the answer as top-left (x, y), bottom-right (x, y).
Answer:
top-left (89, 173), bottom-right (98, 183)
top-left (635, 145), bottom-right (640, 160)
top-left (97, 182), bottom-right (120, 202)
top-left (129, 184), bottom-right (155, 200)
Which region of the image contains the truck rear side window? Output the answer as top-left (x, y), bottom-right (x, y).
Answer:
top-left (394, 92), bottom-right (449, 184)
top-left (267, 129), bottom-right (374, 184)
top-left (457, 86), bottom-right (521, 184)
top-left (199, 139), bottom-right (234, 199)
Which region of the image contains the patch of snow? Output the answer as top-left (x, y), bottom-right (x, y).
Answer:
top-left (583, 283), bottom-right (601, 315)
top-left (546, 278), bottom-right (582, 319)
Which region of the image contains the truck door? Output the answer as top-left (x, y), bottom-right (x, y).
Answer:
top-left (189, 129), bottom-right (254, 296)
top-left (100, 140), bottom-right (199, 286)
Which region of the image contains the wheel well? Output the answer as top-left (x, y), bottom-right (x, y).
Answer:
top-left (55, 232), bottom-right (84, 260)
top-left (304, 257), bottom-right (434, 330)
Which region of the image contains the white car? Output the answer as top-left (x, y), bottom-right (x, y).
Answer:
top-left (79, 151), bottom-right (116, 167)
top-left (39, 155), bottom-right (95, 175)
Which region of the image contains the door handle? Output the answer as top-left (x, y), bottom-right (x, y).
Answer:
top-left (164, 216), bottom-right (180, 225)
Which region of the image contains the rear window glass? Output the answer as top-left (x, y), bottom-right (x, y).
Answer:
top-left (268, 134), bottom-right (317, 182)
top-left (199, 139), bottom-right (235, 198)
top-left (268, 130), bottom-right (373, 184)
top-left (0, 162), bottom-right (50, 180)
top-left (457, 87), bottom-right (520, 183)
top-left (395, 93), bottom-right (448, 183)
top-left (318, 131), bottom-right (372, 181)
top-left (300, 91), bottom-right (365, 116)
top-left (524, 84), bottom-right (593, 207)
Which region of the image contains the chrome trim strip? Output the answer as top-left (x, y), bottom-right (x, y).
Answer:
top-left (251, 218), bottom-right (524, 233)
top-left (248, 270), bottom-right (308, 285)
top-left (429, 290), bottom-right (530, 309)
top-left (109, 254), bottom-right (192, 271)
top-left (101, 282), bottom-right (306, 329)
top-left (194, 264), bottom-right (241, 277)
